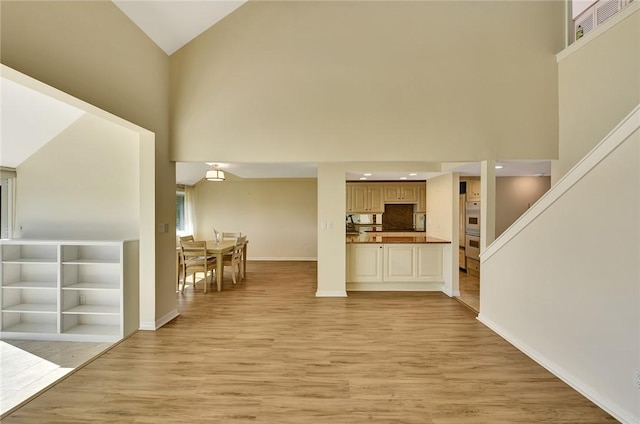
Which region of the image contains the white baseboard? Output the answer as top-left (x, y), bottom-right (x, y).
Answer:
top-left (477, 314), bottom-right (638, 424)
top-left (249, 257), bottom-right (317, 261)
top-left (315, 290), bottom-right (347, 297)
top-left (346, 282), bottom-right (444, 292)
top-left (139, 309), bottom-right (179, 331)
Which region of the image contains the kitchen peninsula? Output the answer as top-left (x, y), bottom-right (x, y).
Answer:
top-left (346, 232), bottom-right (452, 293)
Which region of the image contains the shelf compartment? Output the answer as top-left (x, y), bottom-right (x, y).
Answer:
top-left (62, 282), bottom-right (119, 291)
top-left (2, 305), bottom-right (58, 337)
top-left (62, 263), bottom-right (120, 288)
top-left (2, 287), bottom-right (57, 312)
top-left (2, 262), bottom-right (58, 286)
top-left (62, 305), bottom-right (119, 315)
top-left (62, 314), bottom-right (119, 334)
top-left (61, 289), bottom-right (119, 314)
top-left (2, 281), bottom-right (57, 289)
top-left (2, 318), bottom-right (58, 334)
top-left (1, 244), bottom-right (58, 263)
top-left (61, 245), bottom-right (120, 264)
top-left (3, 303), bottom-right (57, 313)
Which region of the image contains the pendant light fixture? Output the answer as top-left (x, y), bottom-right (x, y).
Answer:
top-left (205, 164), bottom-right (225, 181)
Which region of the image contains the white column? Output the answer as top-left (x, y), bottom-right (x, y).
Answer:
top-left (450, 172), bottom-right (460, 297)
top-left (316, 163), bottom-right (347, 297)
top-left (480, 160), bottom-right (496, 251)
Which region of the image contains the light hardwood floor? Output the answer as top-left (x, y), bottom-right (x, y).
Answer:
top-left (456, 270), bottom-right (480, 313)
top-left (3, 261), bottom-right (615, 423)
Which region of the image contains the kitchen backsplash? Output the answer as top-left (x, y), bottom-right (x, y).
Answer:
top-left (346, 210), bottom-right (426, 232)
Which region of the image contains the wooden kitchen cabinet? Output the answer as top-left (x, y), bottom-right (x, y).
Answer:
top-left (383, 244), bottom-right (444, 282)
top-left (346, 184), bottom-right (384, 213)
top-left (417, 185), bottom-right (427, 213)
top-left (466, 257), bottom-right (480, 277)
top-left (346, 244), bottom-right (384, 283)
top-left (384, 183), bottom-right (419, 203)
top-left (465, 179), bottom-right (481, 202)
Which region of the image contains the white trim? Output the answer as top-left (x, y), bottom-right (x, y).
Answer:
top-left (346, 282), bottom-right (444, 292)
top-left (481, 104), bottom-right (640, 262)
top-left (477, 314), bottom-right (638, 424)
top-left (315, 290), bottom-right (347, 297)
top-left (139, 309), bottom-right (179, 330)
top-left (249, 257), bottom-right (317, 261)
top-left (557, 1), bottom-right (640, 62)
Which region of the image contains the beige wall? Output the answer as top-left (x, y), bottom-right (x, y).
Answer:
top-left (170, 1), bottom-right (563, 163)
top-left (193, 178), bottom-right (317, 260)
top-left (495, 176), bottom-right (551, 237)
top-left (16, 114), bottom-right (139, 239)
top-left (555, 6), bottom-right (640, 181)
top-left (426, 175), bottom-right (454, 242)
top-left (1, 1), bottom-right (175, 327)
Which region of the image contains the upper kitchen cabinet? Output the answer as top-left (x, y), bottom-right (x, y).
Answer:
top-left (417, 185), bottom-right (427, 213)
top-left (347, 184), bottom-right (384, 213)
top-left (465, 179), bottom-right (481, 202)
top-left (384, 183), bottom-right (419, 203)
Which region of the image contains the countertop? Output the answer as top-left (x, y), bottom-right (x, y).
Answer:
top-left (346, 234), bottom-right (451, 244)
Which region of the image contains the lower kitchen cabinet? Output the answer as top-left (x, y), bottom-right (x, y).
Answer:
top-left (347, 243), bottom-right (446, 286)
top-left (0, 239), bottom-right (139, 342)
top-left (459, 248), bottom-right (466, 270)
top-left (385, 244), bottom-right (444, 282)
top-left (466, 257), bottom-right (480, 277)
top-left (346, 244), bottom-right (383, 283)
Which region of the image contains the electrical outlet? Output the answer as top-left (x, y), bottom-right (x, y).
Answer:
top-left (79, 294), bottom-right (86, 305)
top-left (635, 369), bottom-right (640, 389)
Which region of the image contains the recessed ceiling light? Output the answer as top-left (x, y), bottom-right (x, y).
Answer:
top-left (495, 165), bottom-right (504, 169)
top-left (409, 173), bottom-right (418, 176)
top-left (400, 177), bottom-right (408, 180)
top-left (359, 177), bottom-right (367, 180)
top-left (363, 173), bottom-right (372, 176)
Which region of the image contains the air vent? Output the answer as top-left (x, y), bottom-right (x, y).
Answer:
top-left (596, 0), bottom-right (621, 24)
top-left (575, 11), bottom-right (595, 37)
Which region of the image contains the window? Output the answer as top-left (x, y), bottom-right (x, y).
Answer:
top-left (176, 190), bottom-right (185, 233)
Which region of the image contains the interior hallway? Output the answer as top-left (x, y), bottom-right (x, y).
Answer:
top-left (456, 270), bottom-right (480, 313)
top-left (2, 261), bottom-right (614, 423)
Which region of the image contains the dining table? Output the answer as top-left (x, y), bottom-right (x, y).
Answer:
top-left (205, 238), bottom-right (248, 292)
top-left (176, 238), bottom-right (248, 292)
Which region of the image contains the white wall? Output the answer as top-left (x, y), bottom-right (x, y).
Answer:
top-left (16, 114), bottom-right (139, 240)
top-left (480, 128), bottom-right (640, 422)
top-left (194, 178), bottom-right (317, 260)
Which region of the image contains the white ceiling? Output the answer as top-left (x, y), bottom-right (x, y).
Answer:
top-left (112, 0), bottom-right (247, 55)
top-left (1, 3), bottom-right (552, 184)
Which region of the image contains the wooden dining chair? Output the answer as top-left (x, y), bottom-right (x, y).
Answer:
top-left (222, 232), bottom-right (241, 240)
top-left (222, 236), bottom-right (246, 285)
top-left (179, 240), bottom-right (216, 293)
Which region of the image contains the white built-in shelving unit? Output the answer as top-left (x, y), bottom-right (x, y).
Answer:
top-left (0, 240), bottom-right (139, 342)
